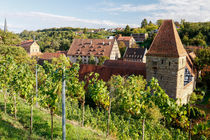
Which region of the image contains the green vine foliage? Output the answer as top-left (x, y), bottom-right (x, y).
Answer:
top-left (87, 73), bottom-right (109, 110)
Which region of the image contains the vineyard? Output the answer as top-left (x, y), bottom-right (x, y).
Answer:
top-left (0, 52), bottom-right (209, 140)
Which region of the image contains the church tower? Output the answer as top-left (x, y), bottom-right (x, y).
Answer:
top-left (4, 18), bottom-right (7, 32)
top-left (146, 20), bottom-right (194, 104)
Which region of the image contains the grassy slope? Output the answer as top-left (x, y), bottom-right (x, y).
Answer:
top-left (0, 95), bottom-right (108, 140)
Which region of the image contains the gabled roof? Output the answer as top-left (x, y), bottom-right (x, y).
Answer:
top-left (67, 39), bottom-right (115, 57)
top-left (185, 46), bottom-right (203, 53)
top-left (117, 36), bottom-right (133, 41)
top-left (131, 33), bottom-right (147, 42)
top-left (20, 40), bottom-right (34, 53)
top-left (146, 20), bottom-right (187, 57)
top-left (123, 48), bottom-right (146, 60)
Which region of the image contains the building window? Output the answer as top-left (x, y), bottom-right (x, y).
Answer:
top-left (184, 67), bottom-right (193, 86)
top-left (152, 61), bottom-right (157, 66)
top-left (169, 62), bottom-right (171, 66)
top-left (161, 60), bottom-right (164, 64)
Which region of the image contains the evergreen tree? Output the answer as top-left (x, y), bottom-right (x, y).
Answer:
top-left (124, 25), bottom-right (131, 36)
top-left (141, 19), bottom-right (148, 28)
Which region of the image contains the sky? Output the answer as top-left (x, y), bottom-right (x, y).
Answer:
top-left (0, 0), bottom-right (209, 33)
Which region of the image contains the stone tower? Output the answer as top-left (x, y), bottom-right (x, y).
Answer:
top-left (146, 20), bottom-right (194, 104)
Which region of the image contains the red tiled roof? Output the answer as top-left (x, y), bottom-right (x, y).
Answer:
top-left (56, 51), bottom-right (68, 55)
top-left (146, 20), bottom-right (188, 57)
top-left (104, 60), bottom-right (146, 70)
top-left (117, 36), bottom-right (133, 41)
top-left (39, 52), bottom-right (65, 60)
top-left (185, 46), bottom-right (203, 51)
top-left (185, 53), bottom-right (196, 76)
top-left (67, 39), bottom-right (115, 57)
top-left (79, 61), bottom-right (146, 81)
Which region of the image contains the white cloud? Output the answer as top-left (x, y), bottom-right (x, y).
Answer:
top-left (103, 4), bottom-right (158, 12)
top-left (103, 0), bottom-right (210, 22)
top-left (0, 11), bottom-right (139, 32)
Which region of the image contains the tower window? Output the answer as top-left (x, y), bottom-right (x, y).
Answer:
top-left (152, 61), bottom-right (157, 66)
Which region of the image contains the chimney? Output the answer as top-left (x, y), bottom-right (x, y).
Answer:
top-left (103, 42), bottom-right (105, 45)
top-left (90, 40), bottom-right (92, 45)
top-left (109, 42), bottom-right (111, 45)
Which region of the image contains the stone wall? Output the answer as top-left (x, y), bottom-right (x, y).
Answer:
top-left (146, 55), bottom-right (194, 104)
top-left (177, 81), bottom-right (194, 104)
top-left (146, 56), bottom-right (179, 98)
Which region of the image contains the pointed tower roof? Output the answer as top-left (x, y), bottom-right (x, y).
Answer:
top-left (4, 18), bottom-right (7, 32)
top-left (146, 20), bottom-right (187, 57)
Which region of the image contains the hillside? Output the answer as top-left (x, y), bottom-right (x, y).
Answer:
top-left (0, 94), bottom-right (109, 140)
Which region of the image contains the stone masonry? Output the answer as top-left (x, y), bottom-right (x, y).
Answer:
top-left (146, 20), bottom-right (195, 104)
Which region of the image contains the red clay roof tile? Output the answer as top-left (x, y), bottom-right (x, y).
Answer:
top-left (79, 60), bottom-right (146, 81)
top-left (67, 39), bottom-right (115, 57)
top-left (19, 40), bottom-right (34, 53)
top-left (146, 20), bottom-right (187, 57)
top-left (39, 52), bottom-right (65, 60)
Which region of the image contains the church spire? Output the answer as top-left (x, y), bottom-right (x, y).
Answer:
top-left (4, 18), bottom-right (7, 32)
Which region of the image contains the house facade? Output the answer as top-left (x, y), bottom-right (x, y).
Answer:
top-left (19, 40), bottom-right (41, 57)
top-left (67, 39), bottom-right (121, 64)
top-left (117, 35), bottom-right (136, 48)
top-left (131, 33), bottom-right (148, 43)
top-left (146, 20), bottom-right (195, 104)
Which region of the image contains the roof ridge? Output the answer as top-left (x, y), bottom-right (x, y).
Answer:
top-left (172, 21), bottom-right (187, 57)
